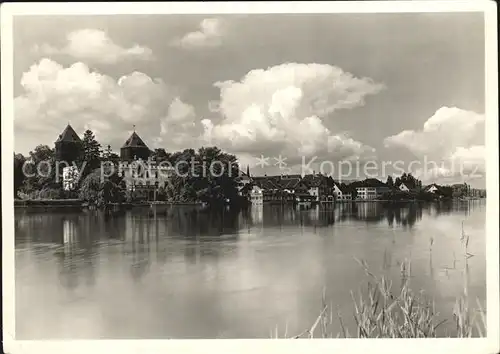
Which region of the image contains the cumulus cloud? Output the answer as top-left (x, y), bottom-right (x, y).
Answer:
top-left (33, 29), bottom-right (154, 64)
top-left (384, 107), bottom-right (485, 183)
top-left (14, 58), bottom-right (198, 153)
top-left (201, 63), bottom-right (383, 164)
top-left (171, 18), bottom-right (224, 49)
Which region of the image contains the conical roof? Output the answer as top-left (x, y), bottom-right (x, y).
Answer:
top-left (55, 124), bottom-right (82, 143)
top-left (121, 131), bottom-right (148, 149)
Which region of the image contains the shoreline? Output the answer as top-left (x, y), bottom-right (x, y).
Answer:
top-left (14, 197), bottom-right (485, 211)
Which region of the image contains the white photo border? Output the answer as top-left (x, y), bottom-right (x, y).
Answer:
top-left (2, 2), bottom-right (498, 354)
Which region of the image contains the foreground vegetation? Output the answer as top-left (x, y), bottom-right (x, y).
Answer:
top-left (274, 226), bottom-right (486, 339)
top-left (273, 260), bottom-right (485, 339)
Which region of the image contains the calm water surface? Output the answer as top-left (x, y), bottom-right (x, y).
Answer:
top-left (15, 201), bottom-right (486, 338)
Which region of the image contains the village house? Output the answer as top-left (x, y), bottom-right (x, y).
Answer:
top-left (333, 181), bottom-right (352, 201)
top-left (350, 179), bottom-right (390, 200)
top-left (398, 182), bottom-right (411, 192)
top-left (424, 184), bottom-right (440, 193)
top-left (249, 175), bottom-right (317, 204)
top-left (249, 185), bottom-right (264, 204)
top-left (55, 124), bottom-right (83, 191)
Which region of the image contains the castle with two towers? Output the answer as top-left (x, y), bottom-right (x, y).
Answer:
top-left (55, 124), bottom-right (172, 195)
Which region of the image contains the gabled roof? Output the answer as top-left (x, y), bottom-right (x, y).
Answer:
top-left (122, 131), bottom-right (149, 149)
top-left (334, 181), bottom-right (352, 193)
top-left (424, 183), bottom-right (442, 192)
top-left (55, 124), bottom-right (81, 143)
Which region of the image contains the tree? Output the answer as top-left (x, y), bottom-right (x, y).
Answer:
top-left (81, 129), bottom-right (102, 174)
top-left (386, 175), bottom-right (394, 188)
top-left (79, 168), bottom-right (124, 206)
top-left (351, 187), bottom-right (358, 200)
top-left (14, 153), bottom-right (26, 198)
top-left (23, 145), bottom-right (57, 194)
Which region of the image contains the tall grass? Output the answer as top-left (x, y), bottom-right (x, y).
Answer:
top-left (275, 221), bottom-right (486, 339)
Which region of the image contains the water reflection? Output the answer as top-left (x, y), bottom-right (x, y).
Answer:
top-left (15, 200), bottom-right (469, 290)
top-left (15, 202), bottom-right (471, 246)
top-left (14, 200), bottom-right (486, 339)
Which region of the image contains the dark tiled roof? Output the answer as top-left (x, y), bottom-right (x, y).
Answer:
top-left (122, 132), bottom-right (149, 149)
top-left (277, 178), bottom-right (302, 189)
top-left (55, 124), bottom-right (82, 143)
top-left (253, 177), bottom-right (280, 190)
top-left (333, 181), bottom-right (352, 193)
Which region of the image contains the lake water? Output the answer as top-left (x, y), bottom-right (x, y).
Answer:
top-left (15, 200), bottom-right (486, 339)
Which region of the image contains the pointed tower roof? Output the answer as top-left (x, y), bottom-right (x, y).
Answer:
top-left (121, 131), bottom-right (148, 149)
top-left (55, 124), bottom-right (82, 143)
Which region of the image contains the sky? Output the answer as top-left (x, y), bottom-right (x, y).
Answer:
top-left (12, 13), bottom-right (486, 186)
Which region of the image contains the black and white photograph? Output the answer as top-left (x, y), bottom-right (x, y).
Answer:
top-left (2, 2), bottom-right (499, 353)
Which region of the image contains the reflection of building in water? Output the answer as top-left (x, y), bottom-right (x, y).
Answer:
top-left (308, 205), bottom-right (320, 221)
top-left (124, 214), bottom-right (152, 282)
top-left (355, 202), bottom-right (382, 221)
top-left (63, 219), bottom-right (77, 246)
top-left (57, 218), bottom-right (80, 290)
top-left (335, 202), bottom-right (353, 222)
top-left (384, 204), bottom-right (423, 228)
top-left (251, 204), bottom-right (264, 224)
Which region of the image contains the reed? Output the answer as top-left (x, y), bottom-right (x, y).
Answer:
top-left (278, 258), bottom-right (485, 339)
top-left (275, 220), bottom-right (486, 338)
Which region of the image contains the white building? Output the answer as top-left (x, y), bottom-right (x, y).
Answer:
top-left (119, 157), bottom-right (174, 191)
top-left (399, 183), bottom-right (410, 192)
top-left (62, 165), bottom-right (79, 191)
top-left (356, 187), bottom-right (378, 200)
top-left (426, 184), bottom-right (439, 193)
top-left (308, 186), bottom-right (319, 202)
top-left (249, 185), bottom-right (264, 204)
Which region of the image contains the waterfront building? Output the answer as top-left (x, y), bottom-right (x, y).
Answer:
top-left (350, 179), bottom-right (390, 200)
top-left (249, 185), bottom-right (264, 204)
top-left (425, 184), bottom-right (440, 193)
top-left (302, 173), bottom-right (335, 202)
top-left (333, 182), bottom-right (352, 201)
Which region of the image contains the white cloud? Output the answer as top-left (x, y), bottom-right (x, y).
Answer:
top-left (172, 18), bottom-right (224, 49)
top-left (14, 58), bottom-right (199, 153)
top-left (201, 63), bottom-right (383, 164)
top-left (157, 98), bottom-right (201, 148)
top-left (384, 107), bottom-right (485, 183)
top-left (33, 29), bottom-right (153, 64)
